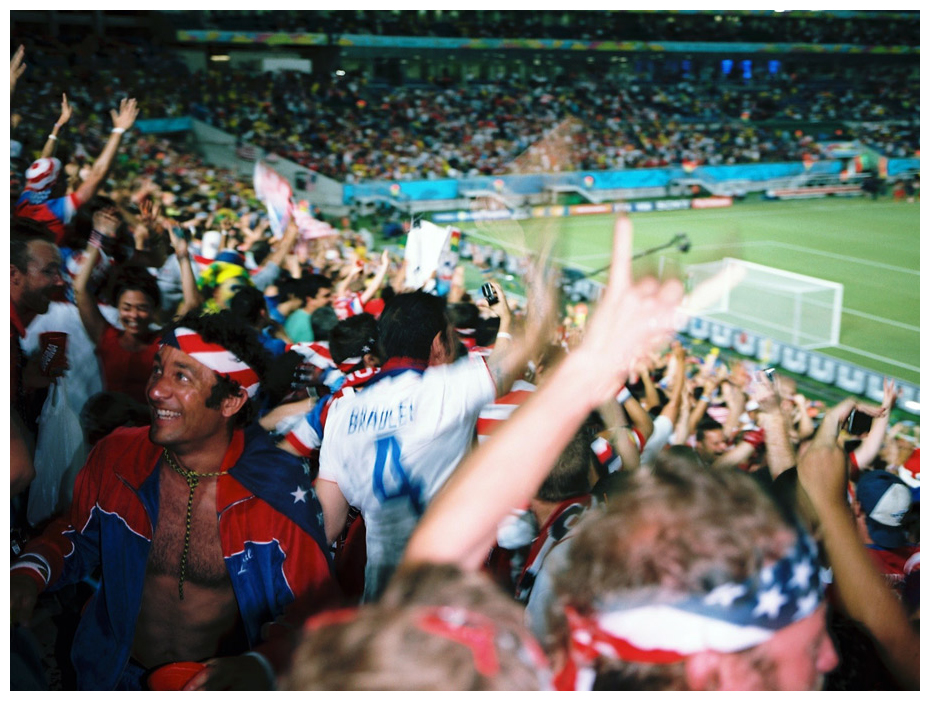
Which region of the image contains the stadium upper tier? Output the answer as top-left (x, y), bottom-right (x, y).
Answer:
top-left (159, 10), bottom-right (919, 47)
top-left (11, 31), bottom-right (918, 184)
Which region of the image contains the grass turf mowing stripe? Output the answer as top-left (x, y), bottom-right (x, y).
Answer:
top-left (453, 197), bottom-right (919, 384)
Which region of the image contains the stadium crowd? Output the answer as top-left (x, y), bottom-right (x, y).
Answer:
top-left (10, 30), bottom-right (918, 184)
top-left (168, 10), bottom-right (920, 47)
top-left (9, 37), bottom-right (920, 692)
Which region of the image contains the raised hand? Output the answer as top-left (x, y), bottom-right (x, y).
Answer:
top-left (166, 220), bottom-right (190, 260)
top-left (92, 206), bottom-right (122, 238)
top-left (57, 93), bottom-right (72, 127)
top-left (111, 97), bottom-right (139, 131)
top-left (880, 377), bottom-right (901, 416)
top-left (139, 198), bottom-right (161, 229)
top-left (572, 217), bottom-right (685, 405)
top-left (10, 45), bottom-right (26, 94)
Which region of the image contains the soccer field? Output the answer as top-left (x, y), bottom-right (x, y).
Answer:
top-left (457, 198), bottom-right (920, 386)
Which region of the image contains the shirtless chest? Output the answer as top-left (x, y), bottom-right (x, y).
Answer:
top-left (132, 467), bottom-right (246, 667)
top-left (147, 468), bottom-right (229, 587)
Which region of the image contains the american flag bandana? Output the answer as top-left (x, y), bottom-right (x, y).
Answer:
top-left (161, 327), bottom-right (261, 397)
top-left (554, 528), bottom-right (824, 690)
top-left (288, 341), bottom-right (363, 374)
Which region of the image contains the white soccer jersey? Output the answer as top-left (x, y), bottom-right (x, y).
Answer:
top-left (318, 353), bottom-right (496, 601)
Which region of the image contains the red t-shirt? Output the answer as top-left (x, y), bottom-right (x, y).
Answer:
top-left (96, 325), bottom-right (159, 405)
top-left (867, 544), bottom-right (920, 592)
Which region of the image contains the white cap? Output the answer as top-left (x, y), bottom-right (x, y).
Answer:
top-left (200, 231), bottom-right (222, 261)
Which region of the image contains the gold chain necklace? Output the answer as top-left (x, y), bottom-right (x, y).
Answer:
top-left (162, 449), bottom-right (225, 600)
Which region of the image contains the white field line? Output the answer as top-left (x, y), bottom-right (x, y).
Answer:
top-left (689, 240), bottom-right (919, 276)
top-left (842, 309), bottom-right (919, 333)
top-left (462, 228), bottom-right (581, 270)
top-left (464, 229), bottom-right (919, 371)
top-left (834, 345), bottom-right (920, 373)
top-left (687, 240), bottom-right (919, 331)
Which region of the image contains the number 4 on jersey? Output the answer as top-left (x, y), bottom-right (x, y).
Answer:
top-left (372, 435), bottom-right (424, 515)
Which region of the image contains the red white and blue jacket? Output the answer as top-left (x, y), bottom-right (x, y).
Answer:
top-left (11, 423), bottom-right (337, 690)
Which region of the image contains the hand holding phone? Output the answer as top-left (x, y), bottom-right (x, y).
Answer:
top-left (481, 282), bottom-right (499, 306)
top-left (846, 409), bottom-right (873, 435)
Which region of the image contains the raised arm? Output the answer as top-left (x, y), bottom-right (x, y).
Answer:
top-left (10, 45), bottom-right (25, 95)
top-left (483, 256), bottom-right (559, 397)
top-left (635, 358), bottom-right (661, 412)
top-left (597, 396), bottom-right (640, 472)
top-left (166, 221), bottom-right (204, 317)
top-left (797, 399), bottom-right (919, 689)
top-left (852, 378), bottom-right (899, 470)
top-left (359, 249), bottom-right (391, 306)
top-left (446, 264), bottom-right (467, 304)
top-left (73, 97), bottom-right (139, 205)
top-left (39, 93), bottom-right (72, 160)
top-left (685, 375), bottom-right (719, 437)
top-left (791, 391), bottom-right (815, 441)
top-left (720, 379), bottom-right (746, 442)
top-left (481, 279), bottom-right (513, 348)
top-left (258, 217), bottom-right (298, 271)
top-left (74, 207), bottom-right (122, 345)
top-left (404, 217), bottom-right (684, 569)
top-left (672, 383), bottom-right (695, 445)
top-left (752, 372), bottom-right (796, 479)
top-left (620, 387), bottom-right (654, 444)
top-left (659, 341), bottom-right (687, 424)
top-left (128, 197), bottom-right (169, 270)
top-left (334, 260), bottom-right (361, 299)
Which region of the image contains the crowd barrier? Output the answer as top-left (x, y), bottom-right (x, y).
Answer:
top-left (681, 315), bottom-right (920, 415)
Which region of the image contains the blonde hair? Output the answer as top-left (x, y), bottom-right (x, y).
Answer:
top-left (283, 564), bottom-right (550, 691)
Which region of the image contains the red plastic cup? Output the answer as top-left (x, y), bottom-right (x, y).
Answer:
top-left (147, 661), bottom-right (207, 691)
top-left (38, 331), bottom-right (68, 377)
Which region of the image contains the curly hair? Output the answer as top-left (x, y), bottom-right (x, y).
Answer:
top-left (165, 309), bottom-right (270, 426)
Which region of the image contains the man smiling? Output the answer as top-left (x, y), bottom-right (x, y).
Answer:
top-left (10, 310), bottom-right (337, 690)
top-left (11, 218), bottom-right (66, 495)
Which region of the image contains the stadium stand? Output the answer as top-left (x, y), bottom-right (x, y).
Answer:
top-left (9, 10), bottom-right (920, 692)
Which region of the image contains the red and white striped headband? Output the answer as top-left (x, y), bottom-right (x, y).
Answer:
top-left (162, 327), bottom-right (260, 398)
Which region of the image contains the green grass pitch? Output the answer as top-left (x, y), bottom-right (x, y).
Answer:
top-left (457, 197), bottom-right (920, 386)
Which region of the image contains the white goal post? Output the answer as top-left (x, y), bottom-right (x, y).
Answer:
top-left (683, 258), bottom-right (844, 350)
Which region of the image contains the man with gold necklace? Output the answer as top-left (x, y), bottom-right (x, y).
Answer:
top-left (11, 310), bottom-right (337, 690)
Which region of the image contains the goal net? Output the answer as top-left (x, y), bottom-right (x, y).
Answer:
top-left (683, 258), bottom-right (843, 349)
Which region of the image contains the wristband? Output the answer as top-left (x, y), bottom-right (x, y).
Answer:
top-left (47, 134), bottom-right (58, 141)
top-left (89, 229), bottom-right (118, 255)
top-left (111, 127), bottom-right (126, 134)
top-left (617, 386), bottom-right (632, 404)
top-left (496, 332), bottom-right (512, 341)
top-left (88, 229), bottom-right (105, 250)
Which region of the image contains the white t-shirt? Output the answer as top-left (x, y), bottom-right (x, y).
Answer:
top-left (640, 413), bottom-right (675, 467)
top-left (318, 353), bottom-right (496, 601)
